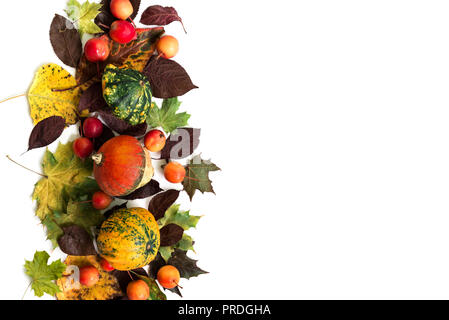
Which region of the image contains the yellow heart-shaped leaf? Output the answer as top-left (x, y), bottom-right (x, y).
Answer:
top-left (28, 63), bottom-right (81, 125)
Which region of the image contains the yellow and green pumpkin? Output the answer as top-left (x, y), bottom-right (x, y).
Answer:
top-left (97, 207), bottom-right (160, 271)
top-left (102, 64), bottom-right (152, 125)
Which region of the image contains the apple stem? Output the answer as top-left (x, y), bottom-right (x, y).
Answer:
top-left (128, 17), bottom-right (136, 28)
top-left (127, 271), bottom-right (134, 281)
top-left (6, 155), bottom-right (47, 178)
top-left (73, 200), bottom-right (93, 205)
top-left (0, 93), bottom-right (26, 104)
top-left (98, 23), bottom-right (110, 30)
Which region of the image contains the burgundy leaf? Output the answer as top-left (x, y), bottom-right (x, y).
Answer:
top-left (117, 180), bottom-right (162, 200)
top-left (148, 253), bottom-right (166, 279)
top-left (143, 56), bottom-right (198, 99)
top-left (148, 190), bottom-right (180, 220)
top-left (168, 249), bottom-right (208, 280)
top-left (159, 224), bottom-right (184, 247)
top-left (160, 128), bottom-right (201, 160)
top-left (98, 110), bottom-right (148, 137)
top-left (95, 0), bottom-right (141, 32)
top-left (58, 225), bottom-right (97, 256)
top-left (93, 123), bottom-right (115, 151)
top-left (140, 5), bottom-right (186, 33)
top-left (50, 14), bottom-right (82, 68)
top-left (79, 83), bottom-right (107, 113)
top-left (28, 116), bottom-right (66, 151)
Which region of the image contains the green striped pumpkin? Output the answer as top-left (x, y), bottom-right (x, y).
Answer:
top-left (97, 207), bottom-right (160, 271)
top-left (102, 64), bottom-right (152, 125)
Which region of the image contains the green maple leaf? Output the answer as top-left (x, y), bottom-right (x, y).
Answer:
top-left (158, 204), bottom-right (201, 230)
top-left (43, 200), bottom-right (105, 247)
top-left (147, 98), bottom-right (190, 133)
top-left (158, 205), bottom-right (199, 262)
top-left (32, 142), bottom-right (94, 220)
top-left (65, 0), bottom-right (103, 37)
top-left (42, 178), bottom-right (100, 248)
top-left (183, 155), bottom-right (221, 200)
top-left (24, 251), bottom-right (66, 298)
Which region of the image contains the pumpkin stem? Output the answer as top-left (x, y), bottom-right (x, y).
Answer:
top-left (92, 153), bottom-right (103, 165)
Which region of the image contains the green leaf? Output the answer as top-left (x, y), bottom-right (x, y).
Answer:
top-left (159, 234), bottom-right (195, 263)
top-left (50, 200), bottom-right (105, 235)
top-left (32, 142), bottom-right (94, 220)
top-left (175, 234), bottom-right (195, 252)
top-left (183, 155), bottom-right (221, 201)
top-left (42, 216), bottom-right (64, 249)
top-left (65, 0), bottom-right (103, 37)
top-left (135, 274), bottom-right (167, 300)
top-left (24, 251), bottom-right (66, 298)
top-left (157, 205), bottom-right (199, 262)
top-left (159, 246), bottom-right (174, 262)
top-left (147, 98), bottom-right (190, 133)
top-left (158, 204), bottom-right (201, 231)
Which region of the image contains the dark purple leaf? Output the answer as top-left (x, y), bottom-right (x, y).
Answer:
top-left (160, 128), bottom-right (201, 160)
top-left (93, 123), bottom-right (115, 151)
top-left (148, 190), bottom-right (180, 220)
top-left (50, 14), bottom-right (82, 68)
top-left (168, 286), bottom-right (183, 297)
top-left (143, 56), bottom-right (198, 99)
top-left (104, 202), bottom-right (127, 219)
top-left (159, 224), bottom-right (184, 247)
top-left (95, 0), bottom-right (141, 32)
top-left (112, 267), bottom-right (147, 293)
top-left (117, 180), bottom-right (162, 200)
top-left (98, 110), bottom-right (148, 137)
top-left (140, 5), bottom-right (186, 33)
top-left (57, 225), bottom-right (97, 256)
top-left (148, 253), bottom-right (166, 279)
top-left (28, 116), bottom-right (66, 151)
top-left (168, 249), bottom-right (208, 280)
top-left (79, 83), bottom-right (107, 113)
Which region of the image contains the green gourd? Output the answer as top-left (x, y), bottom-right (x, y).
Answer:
top-left (102, 64), bottom-right (152, 125)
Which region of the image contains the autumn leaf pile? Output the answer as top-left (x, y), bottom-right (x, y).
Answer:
top-left (8, 0), bottom-right (220, 300)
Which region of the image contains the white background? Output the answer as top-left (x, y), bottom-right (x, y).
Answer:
top-left (1, 0), bottom-right (449, 299)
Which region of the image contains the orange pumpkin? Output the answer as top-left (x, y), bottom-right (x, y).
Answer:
top-left (93, 136), bottom-right (154, 197)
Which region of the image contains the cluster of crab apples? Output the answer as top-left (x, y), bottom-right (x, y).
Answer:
top-left (80, 261), bottom-right (181, 300)
top-left (73, 117), bottom-right (186, 210)
top-left (85, 0), bottom-right (179, 63)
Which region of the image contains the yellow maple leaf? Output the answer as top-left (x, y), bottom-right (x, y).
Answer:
top-left (56, 255), bottom-right (122, 300)
top-left (32, 142), bottom-right (93, 220)
top-left (28, 63), bottom-right (81, 125)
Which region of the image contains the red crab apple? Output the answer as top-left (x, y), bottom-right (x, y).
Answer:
top-left (127, 280), bottom-right (150, 300)
top-left (157, 265), bottom-right (180, 289)
top-left (110, 0), bottom-right (134, 20)
top-left (73, 137), bottom-right (93, 159)
top-left (110, 20), bottom-right (136, 44)
top-left (156, 35), bottom-right (179, 59)
top-left (92, 191), bottom-right (113, 210)
top-left (79, 266), bottom-right (100, 287)
top-left (84, 38), bottom-right (110, 62)
top-left (144, 130), bottom-right (166, 152)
